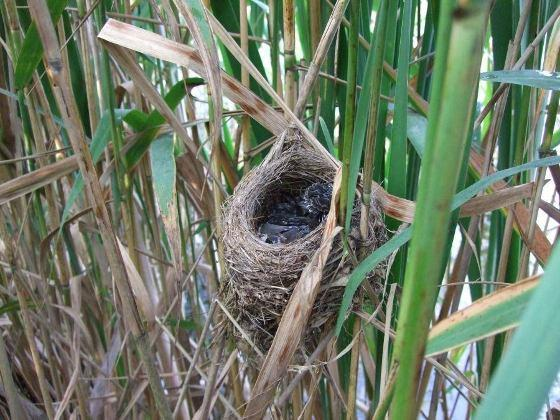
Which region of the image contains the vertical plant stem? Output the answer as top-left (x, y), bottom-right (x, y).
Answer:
top-left (269, 0), bottom-right (282, 96)
top-left (194, 335), bottom-right (225, 419)
top-left (372, 362), bottom-right (399, 420)
top-left (341, 2), bottom-right (363, 400)
top-left (388, 0), bottom-right (415, 200)
top-left (345, 310), bottom-right (361, 420)
top-left (240, 0), bottom-right (251, 173)
top-left (391, 3), bottom-right (491, 419)
top-left (309, 0), bottom-right (321, 123)
top-left (339, 0), bottom-right (359, 225)
top-left (360, 0), bottom-right (389, 238)
top-left (76, 0), bottom-right (100, 130)
top-left (293, 0), bottom-right (349, 118)
top-left (283, 0), bottom-right (296, 109)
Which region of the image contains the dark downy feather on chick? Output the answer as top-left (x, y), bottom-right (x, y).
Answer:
top-left (258, 182), bottom-right (332, 244)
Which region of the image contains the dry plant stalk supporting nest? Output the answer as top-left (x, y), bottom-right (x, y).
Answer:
top-left (221, 128), bottom-right (387, 354)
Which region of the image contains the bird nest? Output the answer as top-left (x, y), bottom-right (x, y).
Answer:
top-left (221, 128), bottom-right (387, 354)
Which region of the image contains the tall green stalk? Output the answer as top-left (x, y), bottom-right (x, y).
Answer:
top-left (339, 0), bottom-right (359, 226)
top-left (360, 0), bottom-right (389, 236)
top-left (390, 2), bottom-right (492, 419)
top-left (283, 0), bottom-right (296, 109)
top-left (387, 0), bottom-right (416, 285)
top-left (388, 0), bottom-right (415, 200)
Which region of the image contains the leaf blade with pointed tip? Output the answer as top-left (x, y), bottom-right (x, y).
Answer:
top-left (481, 70), bottom-right (560, 90)
top-left (425, 276), bottom-right (539, 357)
top-left (475, 243), bottom-right (560, 420)
top-left (150, 136), bottom-right (176, 218)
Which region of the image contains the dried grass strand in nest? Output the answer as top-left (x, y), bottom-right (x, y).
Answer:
top-left (221, 128), bottom-right (387, 354)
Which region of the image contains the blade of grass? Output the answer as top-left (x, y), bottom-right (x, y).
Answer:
top-left (354, 0), bottom-right (389, 236)
top-left (387, 0), bottom-right (415, 200)
top-left (149, 135), bottom-right (182, 293)
top-left (426, 276), bottom-right (539, 357)
top-left (481, 69), bottom-right (560, 90)
top-left (474, 243), bottom-right (560, 420)
top-left (343, 11), bottom-right (382, 233)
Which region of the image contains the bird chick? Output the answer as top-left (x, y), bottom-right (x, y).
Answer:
top-left (258, 182), bottom-right (332, 244)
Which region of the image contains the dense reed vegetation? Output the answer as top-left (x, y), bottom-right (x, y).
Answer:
top-left (0, 0), bottom-right (559, 419)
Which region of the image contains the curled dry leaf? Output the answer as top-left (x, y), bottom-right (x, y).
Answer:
top-left (116, 238), bottom-right (156, 323)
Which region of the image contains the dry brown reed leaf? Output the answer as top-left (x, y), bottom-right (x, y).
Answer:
top-left (116, 238), bottom-right (156, 323)
top-left (540, 200), bottom-right (560, 223)
top-left (365, 182), bottom-right (536, 224)
top-left (459, 182), bottom-right (535, 218)
top-left (470, 149), bottom-right (552, 264)
top-left (0, 155), bottom-right (78, 205)
top-left (98, 19), bottom-right (286, 135)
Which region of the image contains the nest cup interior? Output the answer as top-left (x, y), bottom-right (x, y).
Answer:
top-left (235, 144), bottom-right (335, 247)
top-left (252, 169), bottom-right (331, 238)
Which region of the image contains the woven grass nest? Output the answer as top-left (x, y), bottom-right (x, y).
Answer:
top-left (221, 128), bottom-right (387, 354)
